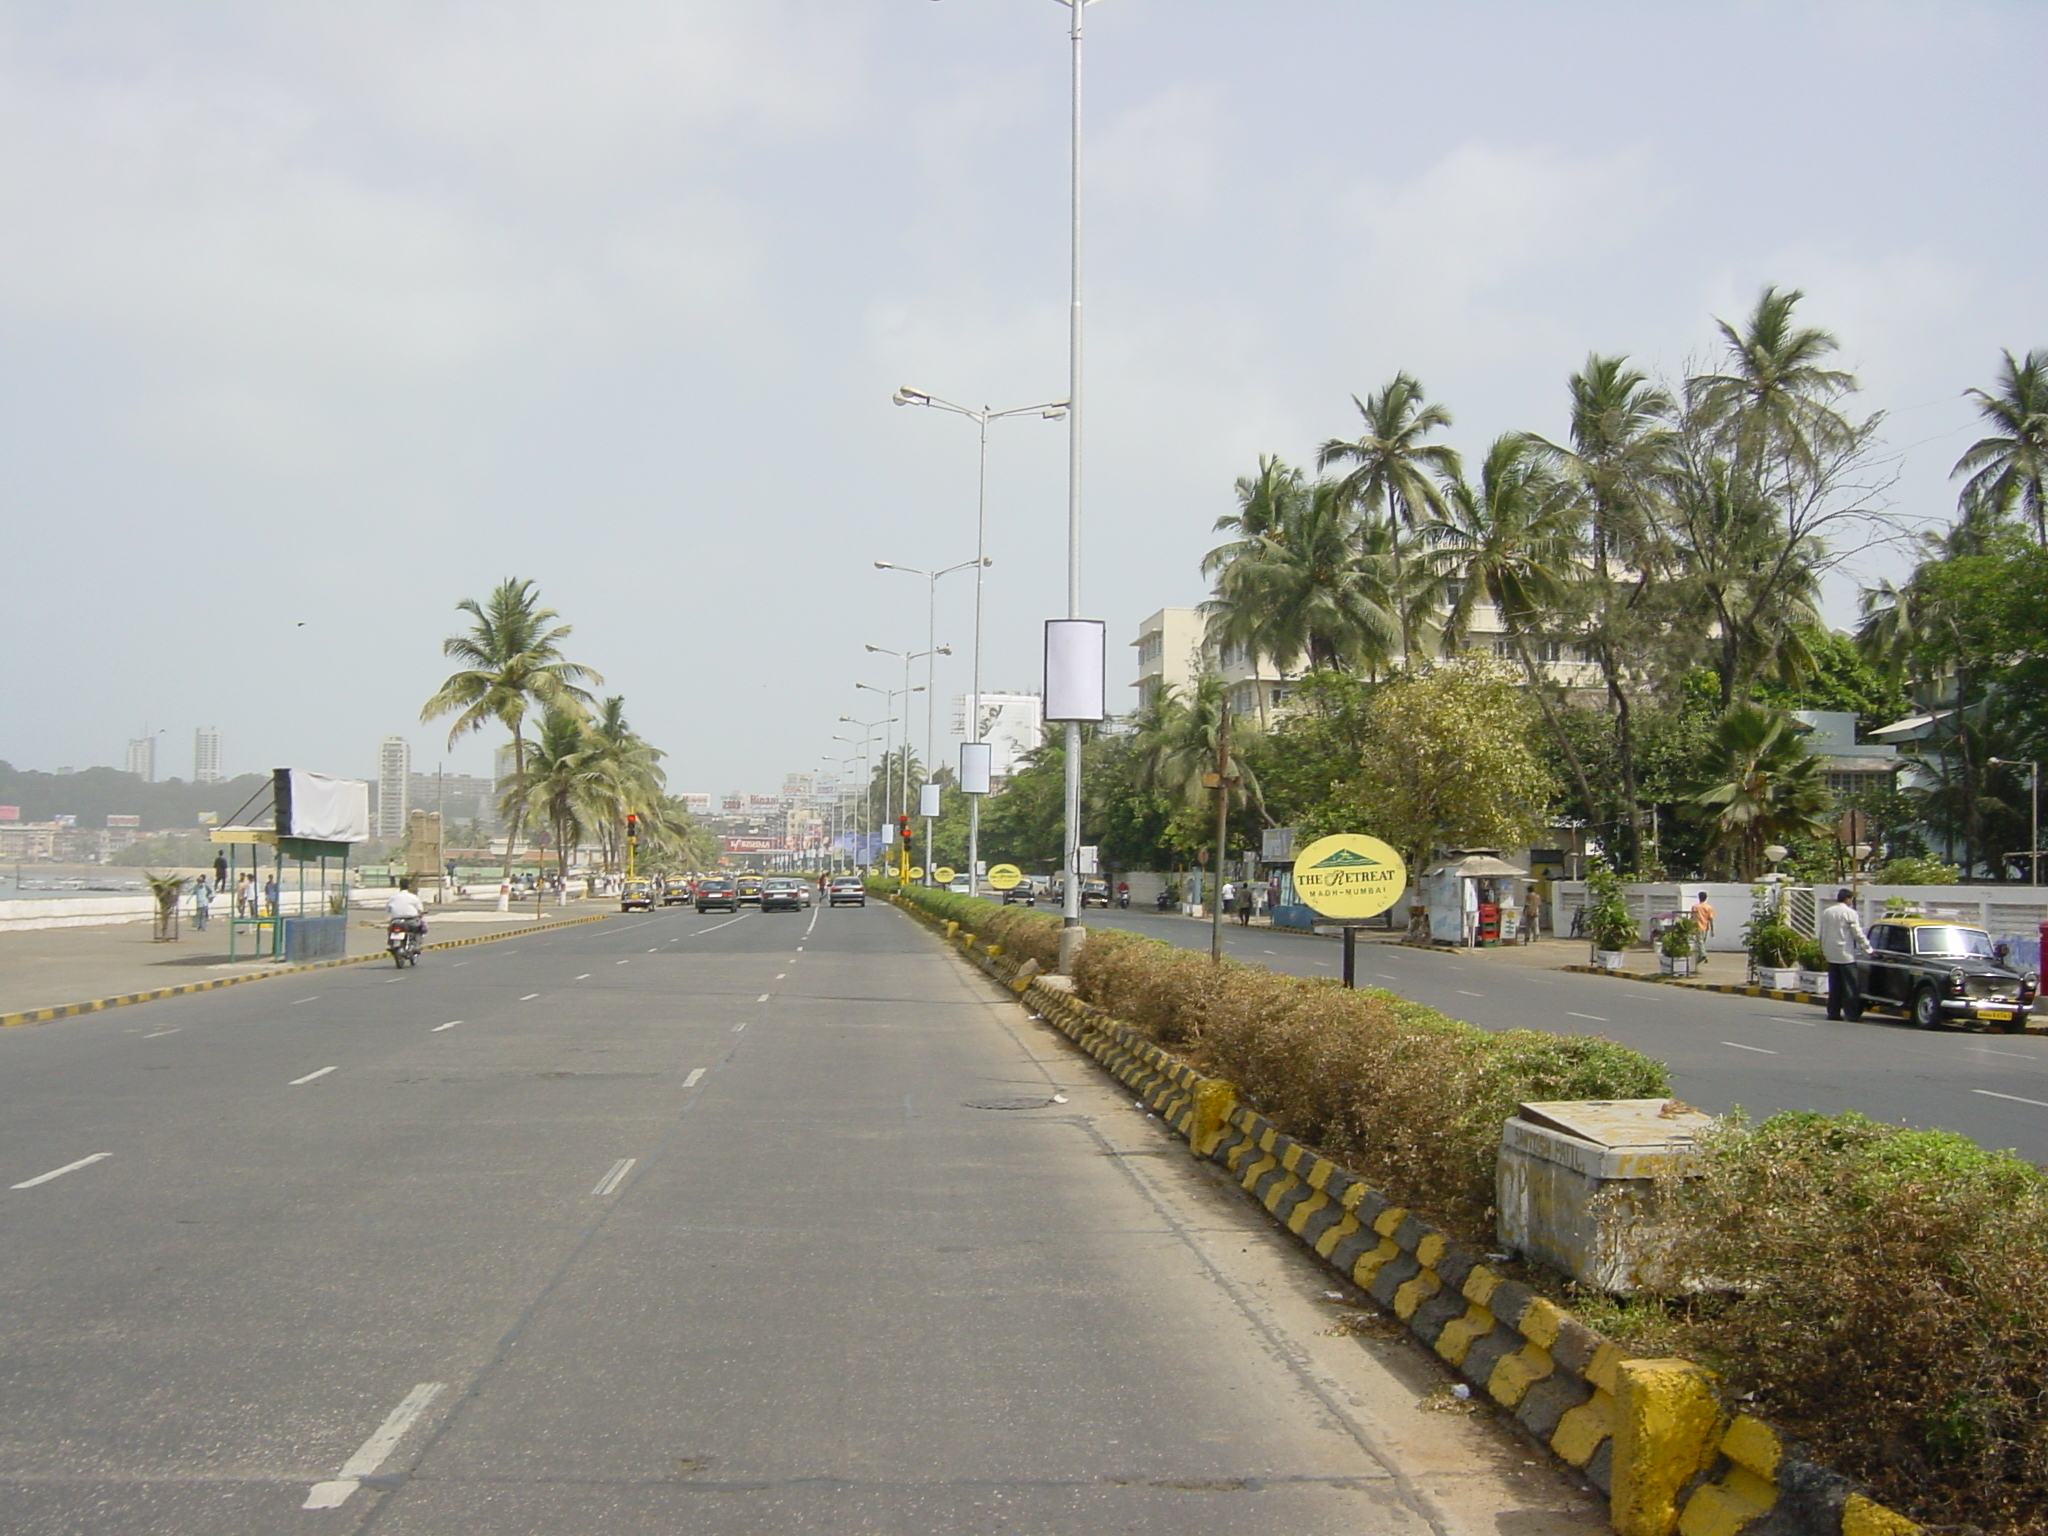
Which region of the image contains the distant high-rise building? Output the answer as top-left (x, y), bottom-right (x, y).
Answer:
top-left (194, 726), bottom-right (223, 784)
top-left (376, 736), bottom-right (411, 841)
top-left (125, 735), bottom-right (156, 783)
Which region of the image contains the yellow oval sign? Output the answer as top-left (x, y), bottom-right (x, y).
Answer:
top-left (933, 867), bottom-right (957, 884)
top-left (1290, 834), bottom-right (1408, 919)
top-left (909, 867), bottom-right (925, 881)
top-left (986, 863), bottom-right (1023, 890)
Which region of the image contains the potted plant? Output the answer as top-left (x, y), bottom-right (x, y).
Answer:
top-left (1745, 888), bottom-right (1805, 990)
top-left (1658, 914), bottom-right (1698, 977)
top-left (1795, 935), bottom-right (1827, 996)
top-left (145, 870), bottom-right (188, 943)
top-left (1584, 859), bottom-right (1638, 971)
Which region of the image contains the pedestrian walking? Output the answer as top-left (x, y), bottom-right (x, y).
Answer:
top-left (1819, 888), bottom-right (1871, 1021)
top-left (263, 875), bottom-right (279, 916)
top-left (213, 850), bottom-right (228, 891)
top-left (1220, 880), bottom-right (1237, 917)
top-left (1689, 890), bottom-right (1716, 965)
top-left (236, 872), bottom-right (255, 917)
top-left (192, 877), bottom-right (212, 931)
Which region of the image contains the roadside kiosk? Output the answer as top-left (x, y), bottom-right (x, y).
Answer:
top-left (1420, 850), bottom-right (1531, 947)
top-left (211, 769), bottom-right (369, 961)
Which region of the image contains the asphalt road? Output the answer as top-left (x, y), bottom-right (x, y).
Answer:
top-left (0, 901), bottom-right (1599, 1536)
top-left (1079, 910), bottom-right (2048, 1162)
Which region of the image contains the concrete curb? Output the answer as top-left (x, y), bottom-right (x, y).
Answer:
top-left (896, 893), bottom-right (1927, 1536)
top-left (1557, 963), bottom-right (2048, 1035)
top-left (0, 911), bottom-right (617, 1030)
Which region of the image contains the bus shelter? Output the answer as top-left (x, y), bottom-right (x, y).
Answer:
top-left (209, 827), bottom-right (355, 961)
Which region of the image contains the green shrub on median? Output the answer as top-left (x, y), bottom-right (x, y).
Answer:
top-left (891, 887), bottom-right (1064, 970)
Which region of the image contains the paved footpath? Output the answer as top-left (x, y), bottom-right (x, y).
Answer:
top-left (0, 902), bottom-right (593, 1021)
top-left (0, 899), bottom-right (1600, 1535)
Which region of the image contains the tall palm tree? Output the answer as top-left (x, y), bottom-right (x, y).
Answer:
top-left (501, 710), bottom-right (607, 894)
top-left (583, 696), bottom-right (667, 872)
top-left (1953, 349), bottom-right (2048, 545)
top-left (1687, 702), bottom-right (1832, 880)
top-left (1129, 676), bottom-right (1262, 868)
top-left (1203, 477), bottom-right (1401, 685)
top-left (1317, 374), bottom-right (1462, 656)
top-left (1203, 455), bottom-right (1308, 575)
top-left (422, 578), bottom-right (602, 881)
top-left (1423, 432), bottom-right (1596, 816)
top-left (1686, 285), bottom-right (1859, 479)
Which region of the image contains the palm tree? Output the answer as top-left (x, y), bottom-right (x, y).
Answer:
top-left (1687, 702), bottom-right (1832, 880)
top-left (583, 696), bottom-right (667, 872)
top-left (1203, 456), bottom-right (1308, 574)
top-left (501, 710), bottom-right (607, 895)
top-left (1203, 477), bottom-right (1402, 687)
top-left (1953, 349), bottom-right (2048, 545)
top-left (1423, 432), bottom-right (1597, 816)
top-left (422, 578), bottom-right (602, 881)
top-left (1317, 374), bottom-right (1462, 656)
top-left (1686, 285), bottom-right (1859, 478)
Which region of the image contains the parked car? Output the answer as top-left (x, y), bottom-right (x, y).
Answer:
top-left (1001, 881), bottom-right (1036, 906)
top-left (828, 877), bottom-right (866, 907)
top-left (761, 877), bottom-right (808, 913)
top-left (1857, 918), bottom-right (2037, 1030)
top-left (619, 879), bottom-right (656, 912)
top-left (660, 876), bottom-right (691, 906)
top-left (695, 878), bottom-right (739, 913)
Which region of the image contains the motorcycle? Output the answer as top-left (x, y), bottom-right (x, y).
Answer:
top-left (387, 917), bottom-right (425, 968)
top-left (1154, 890), bottom-right (1174, 912)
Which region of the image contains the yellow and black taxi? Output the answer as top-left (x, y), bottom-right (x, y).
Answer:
top-left (660, 876), bottom-right (692, 906)
top-left (1857, 917), bottom-right (2037, 1030)
top-left (735, 875), bottom-right (765, 906)
top-left (619, 878), bottom-right (657, 912)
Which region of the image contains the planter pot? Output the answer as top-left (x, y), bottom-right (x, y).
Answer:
top-left (1797, 969), bottom-right (1827, 995)
top-left (1659, 954), bottom-right (1695, 978)
top-left (1760, 966), bottom-right (1802, 991)
top-left (1594, 949), bottom-right (1627, 972)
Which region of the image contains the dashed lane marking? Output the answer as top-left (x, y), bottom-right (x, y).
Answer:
top-left (575, 973), bottom-right (592, 981)
top-left (142, 1028), bottom-right (180, 1039)
top-left (591, 1158), bottom-right (637, 1197)
top-left (683, 1068), bottom-right (706, 1087)
top-left (732, 1022), bottom-right (748, 1032)
top-left (11, 1152), bottom-right (111, 1189)
top-left (302, 1382), bottom-right (446, 1510)
top-left (1976, 1089), bottom-right (2048, 1108)
top-left (292, 996), bottom-right (320, 1005)
top-left (1722, 1042), bottom-right (1777, 1055)
top-left (519, 993), bottom-right (540, 1001)
top-left (756, 993), bottom-right (770, 1003)
top-left (289, 1066), bottom-right (339, 1085)
top-left (1568, 1012), bottom-right (1608, 1022)
top-left (432, 1020), bottom-right (461, 1032)
top-left (1456, 989), bottom-right (1484, 997)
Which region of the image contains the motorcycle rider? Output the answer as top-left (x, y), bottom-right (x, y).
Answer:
top-left (387, 878), bottom-right (427, 946)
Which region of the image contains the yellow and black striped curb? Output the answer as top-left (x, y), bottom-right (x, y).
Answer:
top-left (892, 893), bottom-right (1925, 1536)
top-left (0, 911), bottom-right (617, 1030)
top-left (1559, 964), bottom-right (2048, 1037)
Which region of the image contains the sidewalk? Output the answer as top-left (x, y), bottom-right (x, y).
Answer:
top-left (0, 901), bottom-right (600, 1021)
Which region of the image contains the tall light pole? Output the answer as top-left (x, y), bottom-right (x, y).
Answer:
top-left (837, 716), bottom-right (892, 862)
top-left (892, 389), bottom-right (1067, 892)
top-left (833, 730), bottom-right (884, 866)
top-left (865, 645), bottom-right (948, 878)
top-left (1991, 757), bottom-right (2042, 885)
top-left (876, 557), bottom-right (982, 885)
top-left (852, 681), bottom-right (924, 826)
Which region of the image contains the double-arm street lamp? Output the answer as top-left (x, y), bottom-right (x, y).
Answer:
top-left (835, 717), bottom-right (892, 861)
top-left (874, 556), bottom-right (985, 886)
top-left (892, 391), bottom-right (1066, 891)
top-left (864, 645), bottom-right (948, 879)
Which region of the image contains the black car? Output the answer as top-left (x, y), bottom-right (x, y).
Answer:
top-left (620, 879), bottom-right (656, 912)
top-left (1080, 880), bottom-right (1111, 908)
top-left (761, 878), bottom-right (807, 912)
top-left (661, 876), bottom-right (692, 906)
top-left (1857, 918), bottom-right (2037, 1030)
top-left (695, 879), bottom-right (739, 913)
top-left (1001, 881), bottom-right (1036, 906)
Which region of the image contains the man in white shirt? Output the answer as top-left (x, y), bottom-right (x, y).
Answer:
top-left (1818, 888), bottom-right (1870, 1020)
top-left (387, 879), bottom-right (426, 935)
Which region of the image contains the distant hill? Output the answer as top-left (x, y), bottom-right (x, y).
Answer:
top-left (0, 762), bottom-right (274, 831)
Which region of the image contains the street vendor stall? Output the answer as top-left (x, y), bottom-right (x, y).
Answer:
top-left (1420, 850), bottom-right (1531, 947)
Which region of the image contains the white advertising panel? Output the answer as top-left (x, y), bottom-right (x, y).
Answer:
top-left (959, 742), bottom-right (992, 796)
top-left (919, 782), bottom-right (942, 818)
top-left (1043, 619), bottom-right (1107, 722)
top-left (277, 769), bottom-right (370, 842)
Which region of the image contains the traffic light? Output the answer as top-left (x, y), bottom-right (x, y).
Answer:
top-left (898, 815), bottom-right (913, 843)
top-left (626, 813), bottom-right (638, 839)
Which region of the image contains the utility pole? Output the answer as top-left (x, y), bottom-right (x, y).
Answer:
top-left (1205, 699), bottom-right (1236, 964)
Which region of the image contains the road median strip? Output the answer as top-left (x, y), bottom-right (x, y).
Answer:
top-left (0, 910), bottom-right (618, 1030)
top-left (894, 891), bottom-right (1928, 1536)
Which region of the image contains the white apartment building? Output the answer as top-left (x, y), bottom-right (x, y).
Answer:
top-left (193, 726), bottom-right (222, 784)
top-left (124, 735), bottom-right (155, 783)
top-left (376, 736), bottom-right (411, 841)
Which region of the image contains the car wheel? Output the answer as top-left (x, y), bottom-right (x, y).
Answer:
top-left (1911, 986), bottom-right (1943, 1029)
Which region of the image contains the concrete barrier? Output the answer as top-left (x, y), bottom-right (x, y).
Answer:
top-left (904, 894), bottom-right (1928, 1536)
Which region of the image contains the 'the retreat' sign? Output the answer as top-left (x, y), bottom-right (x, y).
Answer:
top-left (1290, 834), bottom-right (1408, 920)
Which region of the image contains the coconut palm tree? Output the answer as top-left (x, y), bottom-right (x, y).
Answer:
top-left (422, 578), bottom-right (602, 881)
top-left (500, 710), bottom-right (607, 894)
top-left (1687, 702), bottom-right (1832, 880)
top-left (1686, 285), bottom-right (1860, 478)
top-left (1953, 348), bottom-right (2048, 545)
top-left (1202, 455), bottom-right (1308, 575)
top-left (583, 696), bottom-right (667, 872)
top-left (1203, 477), bottom-right (1402, 686)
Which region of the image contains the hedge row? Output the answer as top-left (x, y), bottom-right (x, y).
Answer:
top-left (896, 885), bottom-right (2048, 1533)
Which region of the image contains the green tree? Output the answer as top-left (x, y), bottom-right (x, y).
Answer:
top-left (1686, 702), bottom-right (1831, 880)
top-left (500, 710), bottom-right (607, 891)
top-left (1953, 348), bottom-right (2048, 545)
top-left (422, 578), bottom-right (602, 881)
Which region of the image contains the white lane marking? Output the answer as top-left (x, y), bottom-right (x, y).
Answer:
top-left (775, 973), bottom-right (787, 980)
top-left (451, 961), bottom-right (469, 968)
top-left (292, 996), bottom-right (320, 1006)
top-left (289, 1066), bottom-right (339, 1085)
top-left (683, 1068), bottom-right (706, 1087)
top-left (615, 959), bottom-right (631, 966)
top-left (1568, 1012), bottom-right (1608, 1022)
top-left (142, 1028), bottom-right (180, 1039)
top-left (804, 904), bottom-right (822, 937)
top-left (732, 1022), bottom-right (748, 1033)
top-left (1769, 1015), bottom-right (1820, 1027)
top-left (501, 950), bottom-right (518, 955)
top-left (432, 1020), bottom-right (461, 1033)
top-left (1722, 1042), bottom-right (1777, 1055)
top-left (1975, 1048), bottom-right (2034, 1059)
top-left (383, 977), bottom-right (405, 985)
top-left (575, 973), bottom-right (592, 980)
top-left (756, 993), bottom-right (770, 1003)
top-left (1263, 949), bottom-right (1278, 955)
top-left (12, 1152), bottom-right (111, 1189)
top-left (518, 993), bottom-right (540, 1001)
top-left (591, 1157), bottom-right (637, 1197)
top-left (302, 1382), bottom-right (447, 1510)
top-left (1456, 989), bottom-right (1484, 997)
top-left (648, 948), bottom-right (658, 953)
top-left (795, 946), bottom-right (804, 953)
top-left (693, 914), bottom-right (749, 936)
top-left (1975, 1089), bottom-right (2048, 1108)
top-left (1375, 972), bottom-right (1397, 980)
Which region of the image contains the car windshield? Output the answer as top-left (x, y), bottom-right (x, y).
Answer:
top-left (766, 880), bottom-right (800, 889)
top-left (1912, 926), bottom-right (1997, 959)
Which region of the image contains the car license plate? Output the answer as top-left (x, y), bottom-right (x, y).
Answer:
top-left (1979, 1009), bottom-right (2013, 1022)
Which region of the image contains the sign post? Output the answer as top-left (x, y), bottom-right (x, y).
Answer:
top-left (1288, 834), bottom-right (1409, 988)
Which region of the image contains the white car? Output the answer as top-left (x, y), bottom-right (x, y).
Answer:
top-left (948, 876), bottom-right (972, 895)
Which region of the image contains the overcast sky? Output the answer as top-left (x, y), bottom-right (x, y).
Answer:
top-left (3, 1), bottom-right (2042, 795)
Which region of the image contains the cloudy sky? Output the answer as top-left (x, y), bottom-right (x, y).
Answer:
top-left (3, 1), bottom-right (2042, 795)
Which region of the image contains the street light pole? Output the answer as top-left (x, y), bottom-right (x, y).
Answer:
top-left (875, 558), bottom-right (979, 886)
top-left (864, 645), bottom-right (947, 880)
top-left (891, 390), bottom-right (1066, 894)
top-left (1991, 758), bottom-right (2042, 885)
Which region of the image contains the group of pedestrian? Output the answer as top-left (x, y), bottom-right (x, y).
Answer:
top-left (1217, 881), bottom-right (1268, 925)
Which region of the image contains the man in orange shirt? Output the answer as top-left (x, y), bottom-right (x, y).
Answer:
top-left (1690, 891), bottom-right (1716, 965)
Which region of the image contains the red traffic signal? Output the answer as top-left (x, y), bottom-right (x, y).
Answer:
top-left (626, 813), bottom-right (639, 838)
top-left (898, 815), bottom-right (913, 842)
